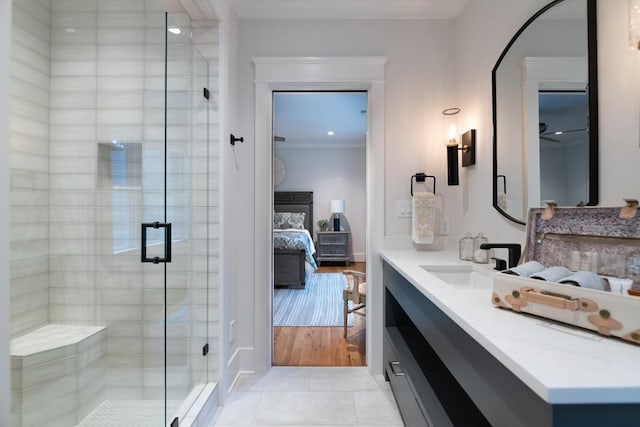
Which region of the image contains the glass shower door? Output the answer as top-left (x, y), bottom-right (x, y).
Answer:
top-left (138, 11), bottom-right (210, 424)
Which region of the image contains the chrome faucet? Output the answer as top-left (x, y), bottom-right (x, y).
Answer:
top-left (479, 243), bottom-right (521, 269)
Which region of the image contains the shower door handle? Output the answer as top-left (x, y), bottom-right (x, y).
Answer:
top-left (141, 222), bottom-right (172, 263)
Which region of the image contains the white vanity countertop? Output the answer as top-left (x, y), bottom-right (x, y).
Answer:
top-left (380, 250), bottom-right (640, 405)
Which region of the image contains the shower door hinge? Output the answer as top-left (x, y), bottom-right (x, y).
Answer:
top-left (202, 343), bottom-right (209, 356)
top-left (203, 87), bottom-right (210, 100)
top-left (170, 417), bottom-right (179, 427)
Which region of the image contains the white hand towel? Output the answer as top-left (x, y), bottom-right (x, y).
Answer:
top-left (412, 192), bottom-right (436, 244)
top-left (497, 191), bottom-right (507, 211)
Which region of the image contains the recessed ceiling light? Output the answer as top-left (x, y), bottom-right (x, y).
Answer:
top-left (554, 131), bottom-right (563, 135)
top-left (168, 26), bottom-right (181, 35)
top-left (64, 28), bottom-right (76, 33)
top-left (327, 131), bottom-right (335, 136)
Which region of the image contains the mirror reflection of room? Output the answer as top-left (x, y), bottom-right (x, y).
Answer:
top-left (538, 90), bottom-right (589, 206)
top-left (492, 0), bottom-right (597, 224)
top-left (271, 91), bottom-right (368, 367)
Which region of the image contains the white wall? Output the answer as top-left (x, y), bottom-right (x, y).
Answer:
top-left (215, 0), bottom-right (243, 400)
top-left (1, 0), bottom-right (12, 423)
top-left (597, 0), bottom-right (640, 205)
top-left (238, 19), bottom-right (456, 237)
top-left (455, 0), bottom-right (640, 254)
top-left (275, 146), bottom-right (366, 261)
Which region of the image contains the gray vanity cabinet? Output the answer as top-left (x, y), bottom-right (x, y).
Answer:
top-left (382, 261), bottom-right (638, 427)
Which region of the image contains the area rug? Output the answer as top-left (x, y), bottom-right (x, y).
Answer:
top-left (273, 273), bottom-right (354, 327)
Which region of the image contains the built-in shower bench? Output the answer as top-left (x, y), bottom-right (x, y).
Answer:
top-left (11, 324), bottom-right (107, 427)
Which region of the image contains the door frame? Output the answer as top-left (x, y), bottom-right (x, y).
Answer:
top-left (253, 57), bottom-right (386, 374)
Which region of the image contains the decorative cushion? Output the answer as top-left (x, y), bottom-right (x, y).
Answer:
top-left (274, 212), bottom-right (306, 229)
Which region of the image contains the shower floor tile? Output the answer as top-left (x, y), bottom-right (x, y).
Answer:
top-left (76, 399), bottom-right (182, 427)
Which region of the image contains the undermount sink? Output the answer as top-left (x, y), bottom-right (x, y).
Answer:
top-left (420, 265), bottom-right (494, 289)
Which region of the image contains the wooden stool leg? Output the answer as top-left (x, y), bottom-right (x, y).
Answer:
top-left (343, 294), bottom-right (349, 338)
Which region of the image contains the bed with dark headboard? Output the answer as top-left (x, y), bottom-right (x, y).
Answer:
top-left (273, 191), bottom-right (316, 288)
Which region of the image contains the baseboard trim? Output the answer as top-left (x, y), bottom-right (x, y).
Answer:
top-left (226, 347), bottom-right (255, 395)
top-left (352, 252), bottom-right (365, 262)
top-left (228, 369), bottom-right (256, 394)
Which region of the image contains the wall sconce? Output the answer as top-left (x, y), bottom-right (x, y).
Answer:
top-left (330, 199), bottom-right (345, 231)
top-left (631, 0), bottom-right (640, 50)
top-left (443, 108), bottom-right (476, 186)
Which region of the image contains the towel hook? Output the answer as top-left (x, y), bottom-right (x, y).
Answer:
top-left (230, 134), bottom-right (244, 146)
top-left (411, 173), bottom-right (436, 196)
top-left (620, 198), bottom-right (638, 219)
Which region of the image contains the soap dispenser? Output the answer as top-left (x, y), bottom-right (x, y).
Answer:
top-left (473, 233), bottom-right (489, 264)
top-left (459, 233), bottom-right (474, 261)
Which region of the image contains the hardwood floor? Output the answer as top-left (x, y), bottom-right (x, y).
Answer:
top-left (273, 262), bottom-right (366, 367)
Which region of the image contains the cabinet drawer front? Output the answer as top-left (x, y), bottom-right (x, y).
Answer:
top-left (319, 234), bottom-right (348, 245)
top-left (385, 362), bottom-right (429, 427)
top-left (319, 246), bottom-right (347, 256)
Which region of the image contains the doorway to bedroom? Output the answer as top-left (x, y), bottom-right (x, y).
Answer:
top-left (272, 91), bottom-right (367, 366)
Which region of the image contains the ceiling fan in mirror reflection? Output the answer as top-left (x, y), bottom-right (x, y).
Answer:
top-left (539, 122), bottom-right (587, 143)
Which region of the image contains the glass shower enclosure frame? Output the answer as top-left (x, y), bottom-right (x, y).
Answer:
top-left (9, 1), bottom-right (211, 425)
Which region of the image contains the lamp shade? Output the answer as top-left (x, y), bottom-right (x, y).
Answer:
top-left (442, 107), bottom-right (461, 146)
top-left (330, 199), bottom-right (345, 214)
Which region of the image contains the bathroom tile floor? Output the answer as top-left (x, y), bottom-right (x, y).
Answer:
top-left (211, 366), bottom-right (404, 426)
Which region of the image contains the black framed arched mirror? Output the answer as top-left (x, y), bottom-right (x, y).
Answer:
top-left (492, 0), bottom-right (598, 225)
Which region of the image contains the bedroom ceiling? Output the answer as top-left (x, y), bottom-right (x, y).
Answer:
top-left (273, 92), bottom-right (368, 148)
top-left (230, 0), bottom-right (470, 20)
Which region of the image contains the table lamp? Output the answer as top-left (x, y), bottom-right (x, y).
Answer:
top-left (330, 200), bottom-right (345, 231)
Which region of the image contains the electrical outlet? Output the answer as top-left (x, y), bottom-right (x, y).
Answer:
top-left (397, 200), bottom-right (412, 218)
top-left (229, 320), bottom-right (236, 344)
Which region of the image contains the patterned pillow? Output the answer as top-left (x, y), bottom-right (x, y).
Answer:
top-left (274, 212), bottom-right (306, 229)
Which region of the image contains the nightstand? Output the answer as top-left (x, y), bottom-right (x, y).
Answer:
top-left (316, 231), bottom-right (351, 265)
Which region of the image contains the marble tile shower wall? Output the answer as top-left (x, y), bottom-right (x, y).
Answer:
top-left (10, 0), bottom-right (51, 337)
top-left (10, 0), bottom-right (219, 403)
